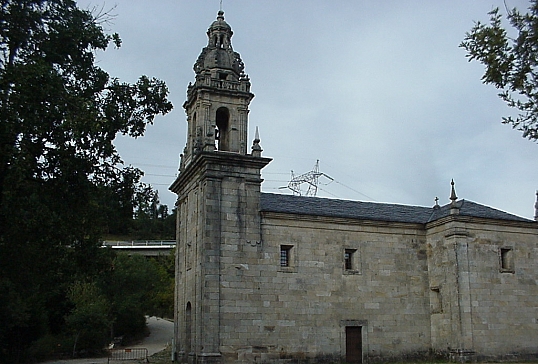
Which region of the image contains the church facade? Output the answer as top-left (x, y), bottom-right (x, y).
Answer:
top-left (170, 11), bottom-right (538, 363)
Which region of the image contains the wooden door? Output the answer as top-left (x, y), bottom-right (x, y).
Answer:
top-left (345, 326), bottom-right (362, 363)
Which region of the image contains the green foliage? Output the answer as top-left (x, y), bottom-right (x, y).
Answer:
top-left (99, 175), bottom-right (177, 240)
top-left (147, 249), bottom-right (176, 319)
top-left (106, 252), bottom-right (175, 336)
top-left (65, 281), bottom-right (112, 355)
top-left (0, 1), bottom-right (173, 362)
top-left (26, 334), bottom-right (75, 362)
top-left (130, 194), bottom-right (177, 240)
top-left (102, 254), bottom-right (158, 338)
top-left (461, 0), bottom-right (538, 141)
top-left (63, 252), bottom-right (175, 358)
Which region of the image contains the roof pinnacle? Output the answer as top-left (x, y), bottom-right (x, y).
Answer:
top-left (450, 179), bottom-right (458, 204)
top-left (449, 179), bottom-right (460, 215)
top-left (251, 126), bottom-right (263, 157)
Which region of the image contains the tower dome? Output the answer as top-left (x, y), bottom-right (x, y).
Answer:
top-left (193, 11), bottom-right (245, 77)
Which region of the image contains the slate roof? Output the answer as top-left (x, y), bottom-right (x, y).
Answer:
top-left (260, 193), bottom-right (533, 224)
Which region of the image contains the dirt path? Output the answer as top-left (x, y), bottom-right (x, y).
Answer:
top-left (43, 316), bottom-right (174, 364)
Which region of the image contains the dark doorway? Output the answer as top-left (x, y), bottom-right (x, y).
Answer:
top-left (346, 326), bottom-right (362, 363)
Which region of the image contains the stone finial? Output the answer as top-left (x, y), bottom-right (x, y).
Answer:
top-left (433, 196), bottom-right (440, 210)
top-left (450, 179), bottom-right (458, 205)
top-left (449, 179), bottom-right (460, 215)
top-left (534, 191), bottom-right (538, 221)
top-left (251, 126), bottom-right (262, 157)
top-left (179, 153), bottom-right (185, 172)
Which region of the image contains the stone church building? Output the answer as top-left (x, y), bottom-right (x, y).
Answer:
top-left (170, 11), bottom-right (538, 363)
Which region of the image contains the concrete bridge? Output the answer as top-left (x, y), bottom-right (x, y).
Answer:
top-left (102, 240), bottom-right (175, 257)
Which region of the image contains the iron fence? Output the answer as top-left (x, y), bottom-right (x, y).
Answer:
top-left (108, 348), bottom-right (149, 363)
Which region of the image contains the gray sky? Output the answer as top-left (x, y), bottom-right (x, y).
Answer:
top-left (80, 0), bottom-right (538, 219)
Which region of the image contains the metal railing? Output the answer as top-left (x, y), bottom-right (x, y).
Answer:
top-left (103, 240), bottom-right (175, 248)
top-left (108, 348), bottom-right (149, 363)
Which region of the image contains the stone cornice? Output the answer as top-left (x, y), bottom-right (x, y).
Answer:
top-left (183, 83), bottom-right (254, 110)
top-left (169, 151), bottom-right (271, 194)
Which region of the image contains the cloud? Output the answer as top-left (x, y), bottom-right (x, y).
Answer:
top-left (79, 0), bottom-right (538, 218)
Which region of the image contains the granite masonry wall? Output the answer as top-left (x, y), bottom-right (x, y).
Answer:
top-left (216, 213), bottom-right (432, 362)
top-left (426, 219), bottom-right (538, 361)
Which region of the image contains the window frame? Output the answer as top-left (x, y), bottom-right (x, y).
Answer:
top-left (343, 247), bottom-right (360, 275)
top-left (280, 245), bottom-right (291, 267)
top-left (430, 286), bottom-right (443, 314)
top-left (499, 246), bottom-right (515, 273)
top-left (279, 244), bottom-right (296, 272)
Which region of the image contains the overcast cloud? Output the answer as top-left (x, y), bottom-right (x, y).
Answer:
top-left (78, 0), bottom-right (538, 219)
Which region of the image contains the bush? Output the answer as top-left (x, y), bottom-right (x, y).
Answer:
top-left (26, 334), bottom-right (75, 362)
top-left (65, 281), bottom-right (112, 354)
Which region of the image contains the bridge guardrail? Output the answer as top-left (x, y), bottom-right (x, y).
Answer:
top-left (103, 240), bottom-right (175, 247)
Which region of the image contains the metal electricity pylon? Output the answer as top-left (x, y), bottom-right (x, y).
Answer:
top-left (284, 160), bottom-right (333, 197)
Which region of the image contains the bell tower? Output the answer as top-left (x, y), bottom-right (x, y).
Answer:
top-left (180, 10), bottom-right (254, 170)
top-left (170, 11), bottom-right (271, 363)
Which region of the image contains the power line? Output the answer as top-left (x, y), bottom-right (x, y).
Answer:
top-left (333, 180), bottom-right (377, 201)
top-left (144, 173), bottom-right (177, 178)
top-left (126, 162), bottom-right (178, 169)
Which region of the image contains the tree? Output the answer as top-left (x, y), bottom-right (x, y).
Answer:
top-left (99, 253), bottom-right (159, 339)
top-left (461, 0), bottom-right (538, 141)
top-left (0, 1), bottom-right (172, 361)
top-left (147, 248), bottom-right (176, 319)
top-left (65, 281), bottom-right (112, 355)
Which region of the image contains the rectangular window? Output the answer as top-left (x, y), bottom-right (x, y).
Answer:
top-left (280, 245), bottom-right (292, 267)
top-left (500, 247), bottom-right (514, 273)
top-left (430, 286), bottom-right (442, 314)
top-left (344, 248), bottom-right (359, 274)
top-left (344, 249), bottom-right (354, 270)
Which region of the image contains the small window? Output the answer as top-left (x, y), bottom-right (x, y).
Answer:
top-left (279, 245), bottom-right (296, 273)
top-left (280, 245), bottom-right (292, 267)
top-left (500, 247), bottom-right (514, 273)
top-left (344, 249), bottom-right (354, 270)
top-left (219, 72), bottom-right (227, 80)
top-left (430, 287), bottom-right (442, 314)
top-left (344, 248), bottom-right (359, 274)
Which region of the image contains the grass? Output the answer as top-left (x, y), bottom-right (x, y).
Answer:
top-left (147, 347), bottom-right (174, 364)
top-left (143, 349), bottom-right (538, 364)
